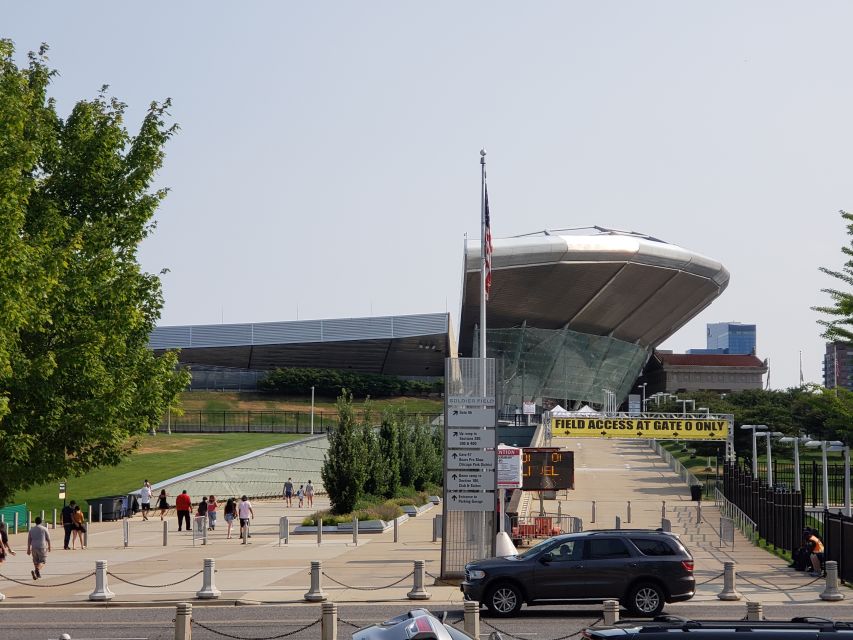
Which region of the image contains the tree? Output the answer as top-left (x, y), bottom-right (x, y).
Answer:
top-left (378, 410), bottom-right (402, 498)
top-left (0, 41), bottom-right (188, 505)
top-left (814, 210), bottom-right (853, 342)
top-left (321, 391), bottom-right (367, 514)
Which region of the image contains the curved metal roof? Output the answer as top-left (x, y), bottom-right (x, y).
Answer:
top-left (459, 228), bottom-right (729, 354)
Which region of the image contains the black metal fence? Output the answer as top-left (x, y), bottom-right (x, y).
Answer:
top-left (161, 410), bottom-right (443, 433)
top-left (824, 511), bottom-right (853, 583)
top-left (723, 462), bottom-right (804, 554)
top-left (746, 459), bottom-right (847, 508)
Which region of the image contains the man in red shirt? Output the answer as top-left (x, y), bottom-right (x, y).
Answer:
top-left (175, 490), bottom-right (192, 532)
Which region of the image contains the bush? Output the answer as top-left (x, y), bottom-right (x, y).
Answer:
top-left (259, 367), bottom-right (443, 399)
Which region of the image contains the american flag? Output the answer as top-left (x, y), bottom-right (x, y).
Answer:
top-left (484, 185), bottom-right (493, 300)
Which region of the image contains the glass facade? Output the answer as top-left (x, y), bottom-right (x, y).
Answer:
top-left (474, 326), bottom-right (649, 411)
top-left (706, 322), bottom-right (756, 355)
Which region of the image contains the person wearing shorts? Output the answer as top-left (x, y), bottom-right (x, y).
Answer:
top-left (139, 480), bottom-right (152, 521)
top-left (238, 495), bottom-right (254, 543)
top-left (283, 478), bottom-right (294, 507)
top-left (305, 480), bottom-right (315, 507)
top-left (27, 516), bottom-right (51, 580)
top-left (223, 497), bottom-right (236, 539)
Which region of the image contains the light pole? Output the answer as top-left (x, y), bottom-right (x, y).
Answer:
top-left (677, 399), bottom-right (695, 416)
top-left (778, 436), bottom-right (802, 492)
top-left (740, 425), bottom-right (767, 477)
top-left (640, 383), bottom-right (647, 413)
top-left (755, 431), bottom-right (783, 487)
top-left (805, 440), bottom-right (843, 511)
top-left (310, 385), bottom-right (315, 436)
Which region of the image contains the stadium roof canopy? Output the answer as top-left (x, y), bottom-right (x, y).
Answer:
top-left (150, 312), bottom-right (453, 377)
top-left (459, 226), bottom-right (730, 355)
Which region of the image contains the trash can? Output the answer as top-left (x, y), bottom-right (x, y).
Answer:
top-left (690, 485), bottom-right (703, 501)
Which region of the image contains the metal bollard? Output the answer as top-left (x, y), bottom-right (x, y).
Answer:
top-left (591, 500), bottom-right (596, 523)
top-left (13, 512), bottom-right (18, 534)
top-left (321, 601), bottom-right (338, 640)
top-left (123, 519), bottom-right (129, 548)
top-left (304, 560), bottom-right (327, 601)
top-left (557, 502), bottom-right (562, 519)
top-left (407, 560), bottom-right (431, 600)
top-left (203, 518), bottom-right (208, 546)
top-left (53, 508), bottom-right (57, 529)
top-left (717, 562), bottom-right (740, 600)
top-left (627, 501), bottom-right (631, 524)
top-left (27, 511), bottom-right (31, 529)
top-left (661, 500), bottom-right (666, 519)
top-left (661, 518), bottom-right (671, 532)
top-left (820, 560), bottom-right (844, 601)
top-left (88, 505), bottom-right (93, 527)
top-left (280, 516), bottom-right (289, 545)
top-left (242, 520), bottom-right (249, 545)
top-left (98, 503), bottom-right (103, 524)
top-left (317, 519), bottom-right (323, 545)
top-left (615, 516), bottom-right (621, 530)
top-left (353, 517), bottom-right (359, 546)
top-left (432, 516), bottom-right (439, 542)
top-left (394, 517), bottom-right (399, 543)
top-left (163, 520), bottom-right (169, 546)
top-left (196, 558), bottom-right (221, 599)
top-left (174, 602), bottom-right (192, 640)
top-left (746, 601), bottom-right (763, 621)
top-left (89, 560), bottom-right (115, 601)
top-left (463, 600), bottom-right (480, 639)
top-left (603, 599), bottom-right (620, 625)
top-left (40, 509), bottom-right (45, 524)
top-left (697, 501), bottom-right (702, 524)
top-left (84, 523), bottom-right (89, 549)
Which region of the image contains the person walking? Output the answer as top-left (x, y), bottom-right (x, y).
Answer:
top-left (207, 495), bottom-right (218, 531)
top-left (139, 480), bottom-right (152, 521)
top-left (283, 478), bottom-right (294, 507)
top-left (27, 516), bottom-right (51, 580)
top-left (71, 505), bottom-right (86, 550)
top-left (238, 495), bottom-right (254, 543)
top-left (297, 485), bottom-right (305, 508)
top-left (223, 497), bottom-right (236, 539)
top-left (158, 489), bottom-right (169, 520)
top-left (175, 490), bottom-right (192, 532)
top-left (196, 496), bottom-right (208, 534)
top-left (60, 500), bottom-right (75, 550)
top-left (0, 522), bottom-right (16, 569)
top-left (305, 480), bottom-right (314, 508)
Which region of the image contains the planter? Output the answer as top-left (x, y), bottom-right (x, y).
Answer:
top-left (293, 514), bottom-right (410, 535)
top-left (401, 502), bottom-right (435, 517)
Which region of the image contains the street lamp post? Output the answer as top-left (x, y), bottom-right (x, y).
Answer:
top-left (310, 386), bottom-right (315, 436)
top-left (740, 425), bottom-right (767, 477)
top-left (640, 383), bottom-right (647, 413)
top-left (755, 431), bottom-right (783, 487)
top-left (805, 440), bottom-right (844, 511)
top-left (779, 436), bottom-right (802, 492)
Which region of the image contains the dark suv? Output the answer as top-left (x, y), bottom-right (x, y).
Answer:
top-left (461, 530), bottom-right (694, 617)
top-left (583, 616), bottom-right (853, 639)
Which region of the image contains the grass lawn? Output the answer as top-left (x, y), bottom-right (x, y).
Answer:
top-left (10, 433), bottom-right (303, 515)
top-left (177, 391), bottom-right (443, 415)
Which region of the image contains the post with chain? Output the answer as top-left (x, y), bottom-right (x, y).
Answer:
top-left (163, 520), bottom-right (169, 546)
top-left (89, 560), bottom-right (115, 601)
top-left (463, 600), bottom-right (479, 639)
top-left (820, 560), bottom-right (844, 601)
top-left (174, 602), bottom-right (192, 640)
top-left (717, 562), bottom-right (740, 600)
top-left (304, 560), bottom-right (327, 601)
top-left (196, 558), bottom-right (221, 599)
top-left (407, 560), bottom-right (431, 600)
top-left (603, 600), bottom-right (620, 625)
top-left (321, 601), bottom-right (338, 640)
top-left (746, 601), bottom-right (763, 621)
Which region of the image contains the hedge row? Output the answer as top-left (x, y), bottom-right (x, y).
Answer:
top-left (258, 367), bottom-right (442, 398)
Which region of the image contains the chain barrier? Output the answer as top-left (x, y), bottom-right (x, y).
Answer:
top-left (735, 572), bottom-right (825, 591)
top-left (426, 571), bottom-right (458, 587)
top-left (0, 570), bottom-right (95, 588)
top-left (321, 570), bottom-right (414, 591)
top-left (695, 571), bottom-right (725, 585)
top-left (338, 618), bottom-right (363, 629)
top-left (106, 569), bottom-right (203, 588)
top-left (480, 616), bottom-right (603, 640)
top-left (191, 617), bottom-right (321, 640)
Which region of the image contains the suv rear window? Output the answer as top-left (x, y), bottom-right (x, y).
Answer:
top-left (585, 538), bottom-right (630, 559)
top-left (630, 537), bottom-right (677, 556)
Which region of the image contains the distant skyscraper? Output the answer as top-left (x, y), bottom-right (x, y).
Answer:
top-left (687, 322), bottom-right (756, 355)
top-left (824, 342), bottom-right (853, 391)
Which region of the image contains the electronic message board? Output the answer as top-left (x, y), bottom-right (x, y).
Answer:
top-left (522, 448), bottom-right (574, 491)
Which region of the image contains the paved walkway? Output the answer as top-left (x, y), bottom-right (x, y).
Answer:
top-left (0, 438), bottom-right (844, 607)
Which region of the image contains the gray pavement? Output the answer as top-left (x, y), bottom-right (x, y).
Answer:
top-left (0, 437), bottom-right (847, 611)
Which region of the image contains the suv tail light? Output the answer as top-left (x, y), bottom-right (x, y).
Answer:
top-left (681, 560), bottom-right (694, 573)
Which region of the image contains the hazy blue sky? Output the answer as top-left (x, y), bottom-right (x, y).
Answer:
top-left (6, 2), bottom-right (852, 390)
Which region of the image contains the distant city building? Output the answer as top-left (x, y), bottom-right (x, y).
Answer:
top-left (823, 341), bottom-right (853, 391)
top-left (642, 352), bottom-right (768, 394)
top-left (687, 322), bottom-right (756, 355)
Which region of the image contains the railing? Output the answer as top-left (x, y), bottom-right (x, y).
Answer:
top-left (714, 488), bottom-right (758, 544)
top-left (824, 510), bottom-right (853, 583)
top-left (162, 410), bottom-right (442, 433)
top-left (650, 440), bottom-right (702, 487)
top-left (510, 513), bottom-right (583, 544)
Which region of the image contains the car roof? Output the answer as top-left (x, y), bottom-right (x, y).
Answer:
top-left (556, 529), bottom-right (680, 539)
top-left (586, 616), bottom-right (853, 638)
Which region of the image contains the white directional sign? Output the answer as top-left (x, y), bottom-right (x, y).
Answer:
top-left (447, 407), bottom-right (496, 427)
top-left (447, 396), bottom-right (495, 407)
top-left (447, 470), bottom-right (495, 491)
top-left (446, 491), bottom-right (493, 511)
top-left (447, 428), bottom-right (496, 449)
top-left (448, 449), bottom-right (496, 470)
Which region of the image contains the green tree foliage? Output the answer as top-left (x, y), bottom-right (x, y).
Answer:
top-left (378, 410), bottom-right (402, 498)
top-left (322, 391), bottom-right (367, 514)
top-left (814, 210), bottom-right (853, 342)
top-left (259, 366), bottom-right (442, 398)
top-left (0, 41), bottom-right (188, 505)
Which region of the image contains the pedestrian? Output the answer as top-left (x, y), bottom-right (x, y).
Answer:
top-left (297, 485), bottom-right (304, 508)
top-left (175, 490), bottom-right (192, 532)
top-left (283, 477), bottom-right (294, 507)
top-left (196, 496), bottom-right (208, 534)
top-left (27, 516), bottom-right (51, 580)
top-left (223, 497), bottom-right (236, 539)
top-left (0, 522), bottom-right (16, 568)
top-left (71, 505), bottom-right (86, 550)
top-left (207, 495), bottom-right (218, 531)
top-left (61, 500), bottom-right (75, 550)
top-left (158, 489), bottom-right (169, 520)
top-left (806, 528), bottom-right (825, 575)
top-left (238, 495), bottom-right (254, 542)
top-left (305, 480), bottom-right (314, 507)
top-left (140, 480), bottom-right (152, 521)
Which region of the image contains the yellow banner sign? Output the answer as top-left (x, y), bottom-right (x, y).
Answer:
top-left (552, 417), bottom-right (729, 440)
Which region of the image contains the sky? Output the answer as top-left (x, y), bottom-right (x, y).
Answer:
top-left (6, 2), bottom-right (852, 390)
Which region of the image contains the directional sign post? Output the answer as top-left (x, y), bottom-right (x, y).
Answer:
top-left (447, 428), bottom-right (496, 449)
top-left (447, 470), bottom-right (496, 492)
top-left (448, 449), bottom-right (496, 470)
top-left (447, 407), bottom-right (496, 428)
top-left (447, 492), bottom-right (492, 512)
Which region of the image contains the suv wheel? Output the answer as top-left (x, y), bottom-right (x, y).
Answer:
top-left (627, 582), bottom-right (665, 617)
top-left (486, 582), bottom-right (523, 617)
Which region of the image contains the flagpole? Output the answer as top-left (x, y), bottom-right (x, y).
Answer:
top-left (480, 149), bottom-right (487, 372)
